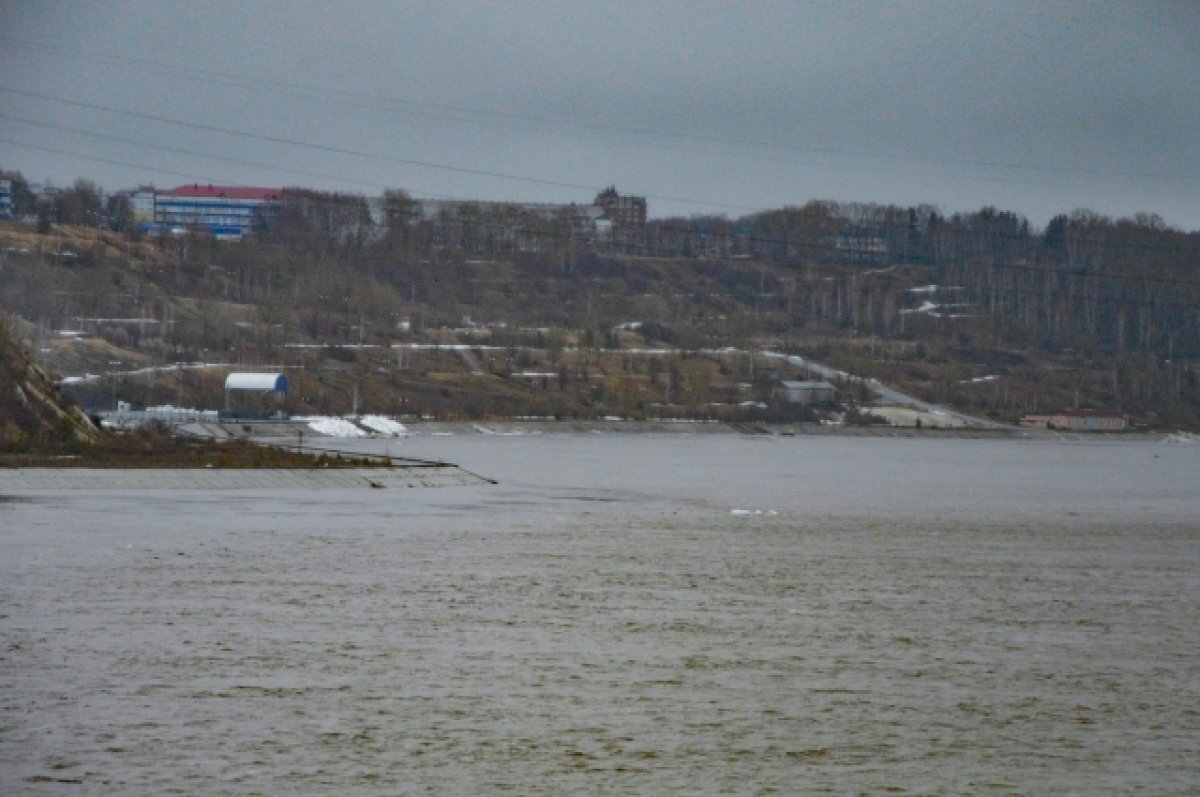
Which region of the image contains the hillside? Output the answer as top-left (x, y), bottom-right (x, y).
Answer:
top-left (0, 315), bottom-right (101, 451)
top-left (2, 209), bottom-right (1198, 429)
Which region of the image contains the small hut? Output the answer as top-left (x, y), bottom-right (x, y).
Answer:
top-left (773, 380), bottom-right (837, 406)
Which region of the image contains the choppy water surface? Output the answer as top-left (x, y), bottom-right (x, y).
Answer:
top-left (2, 435), bottom-right (1198, 794)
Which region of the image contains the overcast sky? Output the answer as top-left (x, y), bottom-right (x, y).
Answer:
top-left (1, 1), bottom-right (1197, 229)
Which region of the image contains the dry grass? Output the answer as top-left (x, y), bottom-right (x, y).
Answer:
top-left (0, 424), bottom-right (383, 469)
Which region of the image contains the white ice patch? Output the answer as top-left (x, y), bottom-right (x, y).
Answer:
top-left (358, 415), bottom-right (410, 437)
top-left (297, 416), bottom-right (368, 437)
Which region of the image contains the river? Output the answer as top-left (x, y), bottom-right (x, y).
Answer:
top-left (2, 433), bottom-right (1197, 794)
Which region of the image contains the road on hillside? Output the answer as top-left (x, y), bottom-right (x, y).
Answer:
top-left (56, 342), bottom-right (1011, 430)
top-left (760, 351), bottom-right (1011, 431)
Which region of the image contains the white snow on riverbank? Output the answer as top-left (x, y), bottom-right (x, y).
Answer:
top-left (295, 416), bottom-right (367, 438)
top-left (358, 415), bottom-right (409, 436)
top-left (294, 415), bottom-right (409, 437)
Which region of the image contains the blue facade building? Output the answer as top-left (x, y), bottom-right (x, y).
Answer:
top-left (0, 177), bottom-right (12, 220)
top-left (153, 184), bottom-right (281, 239)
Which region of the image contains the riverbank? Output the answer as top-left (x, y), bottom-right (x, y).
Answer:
top-left (186, 416), bottom-right (1181, 443)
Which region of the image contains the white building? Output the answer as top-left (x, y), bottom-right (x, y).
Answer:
top-left (132, 187), bottom-right (156, 224)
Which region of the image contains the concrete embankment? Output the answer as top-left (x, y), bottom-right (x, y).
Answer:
top-left (343, 419), bottom-right (1028, 440)
top-left (176, 417), bottom-right (1173, 442)
top-left (409, 420), bottom-right (1025, 438)
top-left (181, 418), bottom-right (1027, 440)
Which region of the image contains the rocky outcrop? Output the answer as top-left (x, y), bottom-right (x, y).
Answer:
top-left (1, 324), bottom-right (101, 448)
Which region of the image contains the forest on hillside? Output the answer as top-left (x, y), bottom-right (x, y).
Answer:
top-left (3, 171), bottom-right (1199, 427)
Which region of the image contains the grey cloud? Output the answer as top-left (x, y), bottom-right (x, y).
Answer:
top-left (0, 0), bottom-right (1196, 228)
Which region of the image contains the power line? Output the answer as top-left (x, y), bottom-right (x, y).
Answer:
top-left (0, 136), bottom-right (255, 192)
top-left (0, 112), bottom-right (405, 196)
top-left (0, 85), bottom-right (775, 213)
top-left (4, 33), bottom-right (1196, 187)
top-left (6, 100), bottom-right (1197, 249)
top-left (7, 84), bottom-right (1200, 247)
top-left (0, 85), bottom-right (782, 213)
top-left (976, 259), bottom-right (1200, 290)
top-left (0, 85), bottom-right (608, 198)
top-left (3, 130), bottom-right (1199, 291)
top-left (2, 76), bottom-right (1195, 209)
top-left (964, 284), bottom-right (1200, 315)
top-left (2, 56), bottom-right (1185, 199)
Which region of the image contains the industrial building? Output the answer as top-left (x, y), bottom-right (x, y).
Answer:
top-left (153, 184), bottom-right (282, 240)
top-left (412, 190), bottom-right (639, 246)
top-left (593, 187), bottom-right (647, 230)
top-left (1019, 411), bottom-right (1128, 431)
top-left (774, 380), bottom-right (837, 405)
top-left (0, 177), bottom-right (12, 220)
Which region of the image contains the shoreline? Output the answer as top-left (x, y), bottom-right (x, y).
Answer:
top-left (0, 464), bottom-right (489, 491)
top-left (219, 417), bottom-right (1181, 442)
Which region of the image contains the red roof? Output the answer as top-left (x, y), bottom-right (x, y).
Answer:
top-left (161, 184), bottom-right (281, 200)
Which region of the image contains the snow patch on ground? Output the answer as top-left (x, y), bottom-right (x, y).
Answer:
top-left (900, 300), bottom-right (940, 315)
top-left (296, 416), bottom-right (368, 437)
top-left (358, 415), bottom-right (409, 436)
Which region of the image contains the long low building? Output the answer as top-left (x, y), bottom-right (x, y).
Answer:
top-left (153, 184), bottom-right (282, 240)
top-left (774, 380), bottom-right (837, 405)
top-left (1020, 410), bottom-right (1128, 431)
